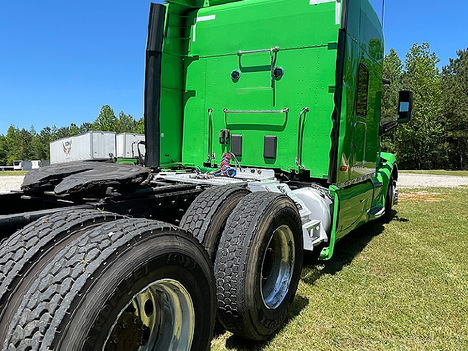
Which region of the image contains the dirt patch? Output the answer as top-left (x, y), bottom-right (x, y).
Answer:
top-left (399, 191), bottom-right (443, 202)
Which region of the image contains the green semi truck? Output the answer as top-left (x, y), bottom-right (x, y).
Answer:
top-left (0, 0), bottom-right (412, 350)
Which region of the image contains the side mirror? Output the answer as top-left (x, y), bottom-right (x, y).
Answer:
top-left (397, 90), bottom-right (413, 124)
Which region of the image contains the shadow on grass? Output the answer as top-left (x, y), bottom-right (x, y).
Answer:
top-left (302, 210), bottom-right (409, 284)
top-left (224, 336), bottom-right (267, 350)
top-left (394, 214), bottom-right (409, 222)
top-left (321, 220), bottom-right (385, 276)
top-left (217, 294), bottom-right (309, 350)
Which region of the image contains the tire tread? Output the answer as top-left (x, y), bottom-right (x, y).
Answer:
top-left (214, 192), bottom-right (301, 339)
top-left (0, 209), bottom-right (120, 315)
top-left (179, 186), bottom-right (249, 258)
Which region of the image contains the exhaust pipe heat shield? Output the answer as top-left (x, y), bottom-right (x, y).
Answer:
top-left (144, 3), bottom-right (166, 169)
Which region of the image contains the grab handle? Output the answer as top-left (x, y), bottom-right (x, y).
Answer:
top-left (295, 107), bottom-right (310, 169)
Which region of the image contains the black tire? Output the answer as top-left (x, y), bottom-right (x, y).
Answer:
top-left (179, 186), bottom-right (250, 260)
top-left (0, 209), bottom-right (121, 345)
top-left (2, 218), bottom-right (216, 351)
top-left (384, 175), bottom-right (397, 221)
top-left (214, 192), bottom-right (303, 340)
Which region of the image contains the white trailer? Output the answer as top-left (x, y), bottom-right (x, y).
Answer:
top-left (12, 160), bottom-right (32, 171)
top-left (50, 131), bottom-right (116, 164)
top-left (31, 160), bottom-right (41, 169)
top-left (12, 160), bottom-right (22, 171)
top-left (116, 133), bottom-right (145, 159)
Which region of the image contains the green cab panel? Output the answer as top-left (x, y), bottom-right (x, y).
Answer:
top-left (158, 0), bottom-right (385, 182)
top-left (335, 0), bottom-right (384, 186)
top-left (180, 0), bottom-right (341, 176)
top-left (335, 180), bottom-right (374, 239)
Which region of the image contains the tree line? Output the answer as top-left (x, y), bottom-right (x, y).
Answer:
top-left (0, 43), bottom-right (467, 169)
top-left (382, 44), bottom-right (467, 170)
top-left (0, 105), bottom-right (144, 166)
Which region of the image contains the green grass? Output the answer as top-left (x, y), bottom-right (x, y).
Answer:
top-left (211, 187), bottom-right (468, 350)
top-left (0, 171), bottom-right (28, 176)
top-left (400, 170), bottom-right (468, 177)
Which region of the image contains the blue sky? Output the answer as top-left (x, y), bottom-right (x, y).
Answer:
top-left (1, 0), bottom-right (467, 135)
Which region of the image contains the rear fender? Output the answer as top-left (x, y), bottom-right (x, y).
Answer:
top-left (319, 153), bottom-right (398, 261)
top-left (378, 152), bottom-right (397, 204)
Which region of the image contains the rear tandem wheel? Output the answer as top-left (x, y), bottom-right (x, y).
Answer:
top-left (214, 191), bottom-right (304, 340)
top-left (0, 209), bottom-right (122, 345)
top-left (1, 218), bottom-right (216, 351)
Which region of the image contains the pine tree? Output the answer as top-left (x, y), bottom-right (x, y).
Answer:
top-left (442, 48), bottom-right (468, 169)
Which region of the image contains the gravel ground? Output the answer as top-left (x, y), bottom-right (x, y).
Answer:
top-left (0, 173), bottom-right (467, 194)
top-left (398, 173), bottom-right (468, 188)
top-left (0, 176), bottom-right (25, 193)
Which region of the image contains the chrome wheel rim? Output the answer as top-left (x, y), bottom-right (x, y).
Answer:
top-left (103, 279), bottom-right (195, 351)
top-left (260, 224), bottom-right (295, 309)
